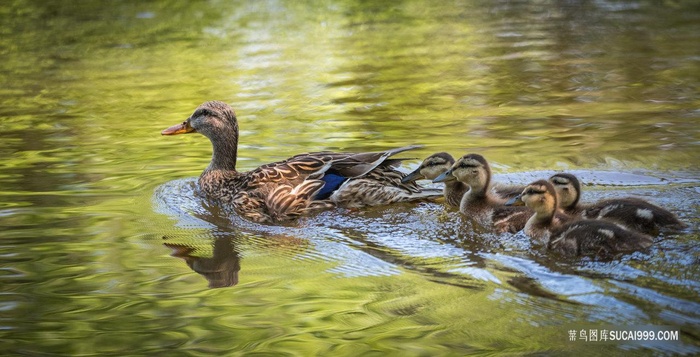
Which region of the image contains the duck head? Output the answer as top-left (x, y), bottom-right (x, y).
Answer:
top-left (434, 153), bottom-right (491, 193)
top-left (401, 152), bottom-right (455, 183)
top-left (162, 101), bottom-right (238, 139)
top-left (548, 173), bottom-right (580, 210)
top-left (507, 180), bottom-right (558, 218)
top-left (162, 101), bottom-right (239, 171)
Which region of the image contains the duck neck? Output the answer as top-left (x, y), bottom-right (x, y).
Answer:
top-left (206, 128), bottom-right (238, 173)
top-left (564, 201), bottom-right (578, 212)
top-left (444, 181), bottom-right (468, 207)
top-left (529, 193), bottom-right (558, 226)
top-left (560, 195), bottom-right (577, 212)
top-left (466, 178), bottom-right (489, 201)
top-left (531, 208), bottom-right (555, 225)
top-left (466, 168), bottom-right (490, 200)
top-left (524, 208), bottom-right (554, 241)
top-left (459, 186), bottom-right (489, 213)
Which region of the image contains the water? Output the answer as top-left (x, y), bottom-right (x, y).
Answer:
top-left (1, 0), bottom-right (699, 355)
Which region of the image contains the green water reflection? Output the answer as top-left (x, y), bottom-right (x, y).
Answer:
top-left (1, 0), bottom-right (699, 355)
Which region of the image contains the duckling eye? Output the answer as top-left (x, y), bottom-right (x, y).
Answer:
top-left (525, 189), bottom-right (544, 195)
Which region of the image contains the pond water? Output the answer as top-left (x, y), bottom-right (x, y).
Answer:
top-left (1, 0), bottom-right (699, 355)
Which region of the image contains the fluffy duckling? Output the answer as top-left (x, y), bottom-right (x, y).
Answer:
top-left (433, 153), bottom-right (531, 233)
top-left (505, 180), bottom-right (574, 243)
top-left (508, 180), bottom-right (654, 257)
top-left (549, 173), bottom-right (685, 234)
top-left (403, 152), bottom-right (524, 207)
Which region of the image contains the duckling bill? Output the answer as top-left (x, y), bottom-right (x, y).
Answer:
top-left (401, 152), bottom-right (466, 207)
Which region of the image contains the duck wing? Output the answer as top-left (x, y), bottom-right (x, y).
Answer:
top-left (325, 146), bottom-right (443, 206)
top-left (263, 180), bottom-right (334, 221)
top-left (241, 145), bottom-right (421, 186)
top-left (235, 145), bottom-right (427, 221)
top-left (329, 145), bottom-right (421, 178)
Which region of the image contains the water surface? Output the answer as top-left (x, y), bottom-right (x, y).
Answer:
top-left (1, 0), bottom-right (699, 355)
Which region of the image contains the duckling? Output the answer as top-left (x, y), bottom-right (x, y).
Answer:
top-left (402, 152), bottom-right (523, 207)
top-left (548, 173), bottom-right (582, 213)
top-left (433, 153), bottom-right (531, 233)
top-left (508, 180), bottom-right (654, 257)
top-left (505, 180), bottom-right (574, 243)
top-left (401, 152), bottom-right (466, 207)
top-left (162, 101), bottom-right (441, 223)
top-left (549, 173), bottom-right (685, 234)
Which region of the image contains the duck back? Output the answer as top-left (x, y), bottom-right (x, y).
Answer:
top-left (548, 220), bottom-right (653, 257)
top-left (582, 197), bottom-right (686, 234)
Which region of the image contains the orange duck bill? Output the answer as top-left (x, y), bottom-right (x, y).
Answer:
top-left (161, 121), bottom-right (196, 135)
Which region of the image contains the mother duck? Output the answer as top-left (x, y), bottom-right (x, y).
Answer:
top-left (162, 101), bottom-right (440, 223)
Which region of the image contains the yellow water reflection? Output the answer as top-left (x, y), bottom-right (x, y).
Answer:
top-left (1, 0), bottom-right (698, 355)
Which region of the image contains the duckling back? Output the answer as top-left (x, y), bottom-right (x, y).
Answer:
top-left (582, 197), bottom-right (686, 235)
top-left (548, 219), bottom-right (654, 258)
top-left (491, 206), bottom-right (532, 234)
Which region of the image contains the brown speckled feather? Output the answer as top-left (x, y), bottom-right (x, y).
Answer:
top-left (548, 221), bottom-right (653, 257)
top-left (163, 101), bottom-right (439, 223)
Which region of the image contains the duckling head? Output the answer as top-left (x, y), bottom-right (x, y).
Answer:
top-left (434, 154), bottom-right (491, 192)
top-left (517, 180), bottom-right (558, 217)
top-left (402, 152), bottom-right (455, 183)
top-left (549, 173), bottom-right (581, 210)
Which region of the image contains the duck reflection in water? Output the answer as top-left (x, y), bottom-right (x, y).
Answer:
top-left (164, 236), bottom-right (240, 288)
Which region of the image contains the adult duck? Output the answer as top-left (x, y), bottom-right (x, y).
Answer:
top-left (162, 101), bottom-right (441, 223)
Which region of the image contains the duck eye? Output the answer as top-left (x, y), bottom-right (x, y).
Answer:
top-left (194, 109), bottom-right (211, 117)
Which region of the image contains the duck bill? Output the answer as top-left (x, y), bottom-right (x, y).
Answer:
top-left (401, 168), bottom-right (424, 183)
top-left (161, 121), bottom-right (195, 135)
top-left (505, 195), bottom-right (524, 206)
top-left (433, 170), bottom-right (454, 183)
